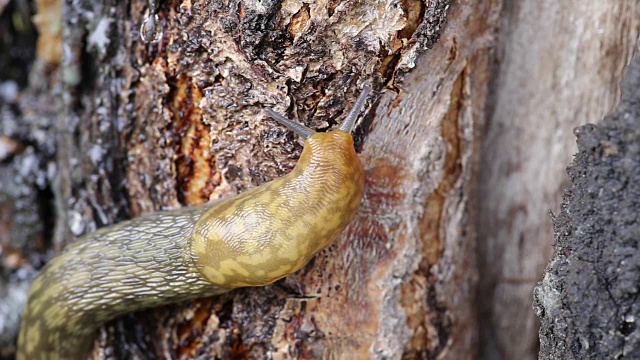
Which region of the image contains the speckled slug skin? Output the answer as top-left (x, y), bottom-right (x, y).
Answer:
top-left (191, 132), bottom-right (364, 288)
top-left (17, 126), bottom-right (365, 359)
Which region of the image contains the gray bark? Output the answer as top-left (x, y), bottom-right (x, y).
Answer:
top-left (478, 2), bottom-right (640, 359)
top-left (534, 51), bottom-right (640, 359)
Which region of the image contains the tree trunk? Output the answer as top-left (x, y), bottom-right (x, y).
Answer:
top-left (1, 0), bottom-right (501, 358)
top-left (5, 0), bottom-right (638, 359)
top-left (478, 2), bottom-right (640, 359)
top-left (534, 49), bottom-right (640, 359)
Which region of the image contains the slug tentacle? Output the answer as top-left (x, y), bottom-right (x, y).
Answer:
top-left (263, 108), bottom-right (315, 139)
top-left (17, 84), bottom-right (371, 360)
top-left (339, 84), bottom-right (371, 133)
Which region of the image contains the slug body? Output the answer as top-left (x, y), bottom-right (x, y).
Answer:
top-left (17, 86), bottom-right (370, 360)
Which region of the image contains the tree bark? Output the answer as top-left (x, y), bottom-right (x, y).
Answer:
top-left (10, 1), bottom-right (638, 359)
top-left (1, 0), bottom-right (501, 359)
top-left (478, 2), bottom-right (640, 359)
top-left (534, 50), bottom-right (640, 359)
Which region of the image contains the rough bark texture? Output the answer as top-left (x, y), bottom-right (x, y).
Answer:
top-left (478, 2), bottom-right (640, 359)
top-left (1, 0), bottom-right (501, 359)
top-left (5, 0), bottom-right (640, 359)
top-left (0, 1), bottom-right (53, 355)
top-left (534, 52), bottom-right (640, 359)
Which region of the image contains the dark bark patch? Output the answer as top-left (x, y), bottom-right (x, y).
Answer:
top-left (535, 56), bottom-right (640, 359)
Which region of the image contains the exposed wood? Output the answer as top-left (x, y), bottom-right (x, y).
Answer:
top-left (478, 2), bottom-right (640, 359)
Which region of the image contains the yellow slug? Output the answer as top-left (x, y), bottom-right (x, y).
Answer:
top-left (16, 85), bottom-right (371, 360)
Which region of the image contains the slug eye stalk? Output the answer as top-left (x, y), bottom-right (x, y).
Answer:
top-left (263, 108), bottom-right (316, 140)
top-left (339, 84), bottom-right (371, 133)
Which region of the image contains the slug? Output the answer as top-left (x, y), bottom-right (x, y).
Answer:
top-left (17, 85), bottom-right (371, 360)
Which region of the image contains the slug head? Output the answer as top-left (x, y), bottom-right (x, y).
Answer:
top-left (189, 85), bottom-right (370, 289)
top-left (189, 128), bottom-right (364, 289)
